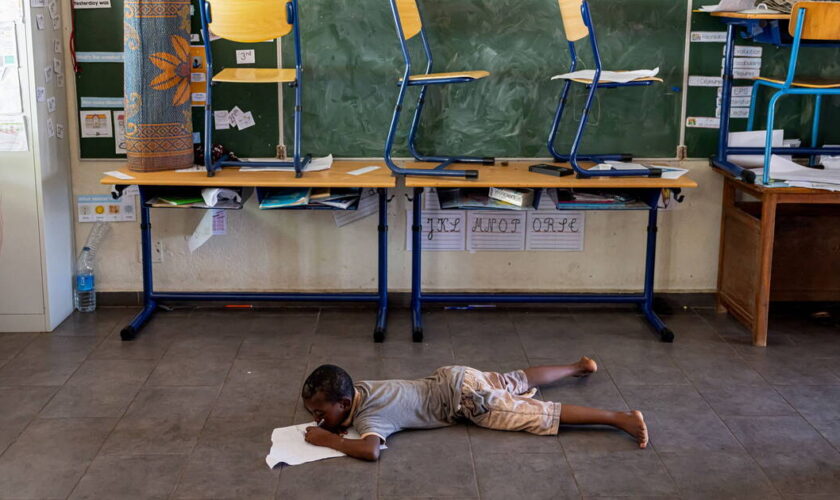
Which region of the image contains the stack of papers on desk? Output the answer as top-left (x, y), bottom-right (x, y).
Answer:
top-left (751, 155), bottom-right (840, 190)
top-left (698, 0), bottom-right (759, 12)
top-left (591, 161), bottom-right (689, 179)
top-left (239, 154), bottom-right (333, 172)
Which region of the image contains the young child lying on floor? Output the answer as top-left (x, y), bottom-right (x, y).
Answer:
top-left (301, 358), bottom-right (648, 461)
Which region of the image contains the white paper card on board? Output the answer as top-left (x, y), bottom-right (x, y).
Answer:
top-left (525, 211), bottom-right (585, 251)
top-left (44, 65), bottom-right (52, 82)
top-left (236, 111), bottom-right (255, 130)
top-left (113, 110), bottom-right (126, 154)
top-left (47, 96), bottom-right (56, 113)
top-left (690, 31), bottom-right (726, 43)
top-left (688, 75), bottom-right (722, 87)
top-left (213, 110), bottom-right (230, 130)
top-left (72, 0), bottom-right (112, 8)
top-left (686, 117), bottom-right (720, 129)
top-left (80, 110), bottom-right (113, 138)
top-left (46, 118), bottom-right (54, 137)
top-left (0, 115), bottom-right (27, 152)
top-left (35, 14), bottom-right (45, 30)
top-left (334, 188), bottom-right (378, 227)
top-left (56, 123), bottom-right (64, 139)
top-left (405, 209), bottom-right (466, 251)
top-left (265, 422), bottom-right (386, 468)
top-left (466, 211), bottom-right (526, 252)
top-left (228, 106), bottom-right (243, 128)
top-left (235, 49), bottom-right (255, 64)
top-left (56, 73), bottom-right (64, 87)
top-left (77, 194), bottom-right (136, 222)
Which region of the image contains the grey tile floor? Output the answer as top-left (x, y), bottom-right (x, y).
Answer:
top-left (0, 303), bottom-right (839, 499)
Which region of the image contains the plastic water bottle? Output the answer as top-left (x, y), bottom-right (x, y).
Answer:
top-left (74, 247), bottom-right (96, 312)
top-left (73, 222), bottom-right (110, 313)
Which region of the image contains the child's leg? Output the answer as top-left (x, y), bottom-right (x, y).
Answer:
top-left (560, 404), bottom-right (649, 449)
top-left (523, 357), bottom-right (598, 386)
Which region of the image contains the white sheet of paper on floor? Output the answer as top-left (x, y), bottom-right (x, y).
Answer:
top-left (405, 209), bottom-right (466, 251)
top-left (201, 187), bottom-right (241, 208)
top-left (525, 211), bottom-right (585, 251)
top-left (0, 115), bottom-right (27, 151)
top-left (266, 422), bottom-right (386, 468)
top-left (80, 110), bottom-right (113, 138)
top-left (334, 188), bottom-right (378, 227)
top-left (77, 194), bottom-right (136, 222)
top-left (0, 67), bottom-right (22, 114)
top-left (727, 129), bottom-right (783, 167)
top-left (466, 211), bottom-right (526, 252)
top-left (239, 154), bottom-right (333, 172)
top-left (347, 165), bottom-right (380, 176)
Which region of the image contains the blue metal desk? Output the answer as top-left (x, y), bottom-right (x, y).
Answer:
top-left (101, 163), bottom-right (395, 342)
top-left (404, 162), bottom-right (697, 343)
top-left (709, 11), bottom-right (840, 183)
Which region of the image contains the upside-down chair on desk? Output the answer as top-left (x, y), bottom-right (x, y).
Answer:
top-left (383, 0), bottom-right (495, 179)
top-left (547, 0), bottom-right (663, 178)
top-left (746, 1), bottom-right (840, 185)
top-left (198, 0), bottom-right (311, 176)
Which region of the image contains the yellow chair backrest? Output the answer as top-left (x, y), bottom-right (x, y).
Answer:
top-left (395, 0), bottom-right (423, 40)
top-left (557, 0), bottom-right (589, 42)
top-left (207, 0), bottom-right (292, 43)
top-left (790, 1), bottom-right (840, 40)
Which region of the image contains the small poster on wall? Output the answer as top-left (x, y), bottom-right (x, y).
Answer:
top-left (77, 194), bottom-right (135, 222)
top-left (79, 110), bottom-right (113, 138)
top-left (113, 110), bottom-right (126, 154)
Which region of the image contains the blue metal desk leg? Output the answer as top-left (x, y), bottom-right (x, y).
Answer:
top-left (121, 195), bottom-right (157, 341)
top-left (411, 188), bottom-right (424, 342)
top-left (374, 188), bottom-right (389, 343)
top-left (639, 195), bottom-right (673, 342)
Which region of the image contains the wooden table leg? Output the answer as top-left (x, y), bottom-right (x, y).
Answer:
top-left (716, 177), bottom-right (736, 314)
top-left (753, 192), bottom-right (778, 346)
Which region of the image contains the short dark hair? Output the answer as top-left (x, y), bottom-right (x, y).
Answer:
top-left (301, 364), bottom-right (354, 403)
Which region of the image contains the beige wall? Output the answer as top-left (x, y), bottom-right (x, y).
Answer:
top-left (69, 157), bottom-right (722, 294)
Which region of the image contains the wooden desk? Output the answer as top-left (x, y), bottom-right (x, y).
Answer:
top-left (100, 161), bottom-right (396, 342)
top-left (709, 11), bottom-right (789, 20)
top-left (402, 161), bottom-right (697, 343)
top-left (715, 170), bottom-right (840, 346)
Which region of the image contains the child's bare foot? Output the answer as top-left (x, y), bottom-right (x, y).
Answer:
top-left (615, 410), bottom-right (648, 449)
top-left (573, 356), bottom-right (598, 377)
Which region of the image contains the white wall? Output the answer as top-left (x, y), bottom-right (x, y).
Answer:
top-left (68, 157), bottom-right (722, 294)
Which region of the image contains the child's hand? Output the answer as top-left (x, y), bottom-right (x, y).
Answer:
top-left (304, 426), bottom-right (339, 448)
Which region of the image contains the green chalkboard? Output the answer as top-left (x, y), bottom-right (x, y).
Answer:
top-left (287, 0), bottom-right (688, 158)
top-left (685, 0), bottom-right (840, 158)
top-left (75, 1), bottom-right (691, 160)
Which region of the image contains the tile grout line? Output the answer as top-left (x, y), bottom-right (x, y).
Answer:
top-left (676, 306), bottom-right (786, 499)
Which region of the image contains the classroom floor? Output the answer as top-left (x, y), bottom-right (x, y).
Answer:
top-left (0, 300), bottom-right (839, 499)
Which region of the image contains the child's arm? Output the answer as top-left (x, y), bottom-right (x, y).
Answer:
top-left (304, 426), bottom-right (381, 461)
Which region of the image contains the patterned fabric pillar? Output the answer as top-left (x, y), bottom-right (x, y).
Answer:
top-left (124, 0), bottom-right (194, 171)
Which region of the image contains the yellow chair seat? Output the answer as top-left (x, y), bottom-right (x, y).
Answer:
top-left (755, 76), bottom-right (840, 89)
top-left (401, 70), bottom-right (490, 83)
top-left (212, 68), bottom-right (296, 83)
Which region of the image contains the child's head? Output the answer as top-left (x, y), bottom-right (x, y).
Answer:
top-left (301, 364), bottom-right (354, 431)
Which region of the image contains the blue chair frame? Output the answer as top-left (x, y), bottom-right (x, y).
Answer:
top-left (384, 0), bottom-right (495, 179)
top-left (547, 0), bottom-right (660, 178)
top-left (745, 5), bottom-right (840, 185)
top-left (198, 0), bottom-right (312, 177)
